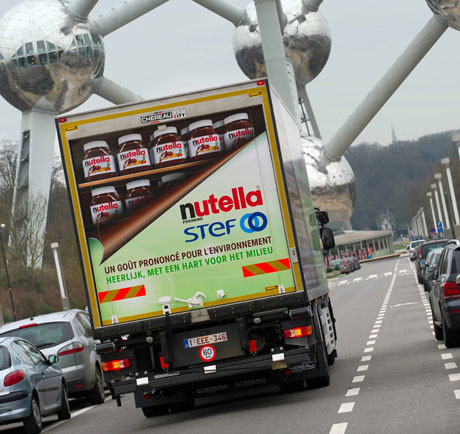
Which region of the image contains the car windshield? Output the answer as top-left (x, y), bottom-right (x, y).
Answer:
top-left (0, 322), bottom-right (74, 350)
top-left (411, 241), bottom-right (424, 248)
top-left (0, 346), bottom-right (10, 371)
top-left (331, 260), bottom-right (342, 266)
top-left (421, 241), bottom-right (448, 259)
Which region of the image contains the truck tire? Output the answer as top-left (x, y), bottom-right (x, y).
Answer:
top-left (23, 395), bottom-right (42, 434)
top-left (142, 405), bottom-right (169, 418)
top-left (308, 305), bottom-right (330, 389)
top-left (88, 367), bottom-right (105, 405)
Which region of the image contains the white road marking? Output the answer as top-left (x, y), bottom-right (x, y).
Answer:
top-left (329, 423), bottom-right (348, 434)
top-left (454, 390), bottom-right (460, 399)
top-left (346, 388), bottom-right (360, 397)
top-left (369, 334), bottom-right (378, 339)
top-left (390, 302), bottom-right (419, 307)
top-left (338, 280), bottom-right (348, 286)
top-left (364, 347), bottom-right (374, 353)
top-left (352, 375), bottom-right (365, 383)
top-left (385, 272), bottom-right (393, 277)
top-left (375, 320), bottom-right (382, 324)
top-left (366, 340), bottom-right (376, 345)
top-left (353, 277), bottom-right (363, 282)
top-left (398, 269), bottom-right (408, 273)
top-left (445, 362), bottom-right (457, 370)
top-left (361, 355), bottom-right (372, 362)
top-left (338, 402), bottom-right (355, 413)
top-left (369, 274), bottom-right (378, 279)
top-left (357, 365), bottom-right (369, 372)
top-left (371, 329), bottom-right (379, 334)
top-left (438, 344), bottom-right (447, 350)
top-left (449, 373), bottom-right (460, 382)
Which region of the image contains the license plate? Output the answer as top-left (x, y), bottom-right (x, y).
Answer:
top-left (184, 332), bottom-right (228, 348)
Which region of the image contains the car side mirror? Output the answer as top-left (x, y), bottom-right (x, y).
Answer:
top-left (320, 227), bottom-right (335, 251)
top-left (456, 275), bottom-right (460, 289)
top-left (48, 355), bottom-right (59, 365)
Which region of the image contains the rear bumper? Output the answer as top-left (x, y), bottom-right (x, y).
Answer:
top-left (0, 392), bottom-right (30, 424)
top-left (110, 348), bottom-right (315, 398)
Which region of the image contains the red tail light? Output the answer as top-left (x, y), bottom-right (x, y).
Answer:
top-left (442, 282), bottom-right (460, 299)
top-left (58, 342), bottom-right (84, 356)
top-left (283, 326), bottom-right (313, 339)
top-left (4, 370), bottom-right (25, 387)
top-left (102, 359), bottom-right (130, 372)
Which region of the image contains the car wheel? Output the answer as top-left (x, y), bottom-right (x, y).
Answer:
top-left (442, 315), bottom-right (460, 348)
top-left (23, 395), bottom-right (42, 434)
top-left (141, 405), bottom-right (169, 418)
top-left (57, 384), bottom-right (71, 420)
top-left (88, 366), bottom-right (105, 405)
top-left (432, 305), bottom-right (443, 340)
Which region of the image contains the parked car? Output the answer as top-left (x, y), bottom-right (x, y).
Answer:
top-left (423, 248), bottom-right (443, 292)
top-left (0, 309), bottom-right (104, 405)
top-left (0, 336), bottom-right (70, 433)
top-left (350, 256), bottom-right (361, 270)
top-left (409, 240), bottom-right (425, 261)
top-left (429, 243), bottom-right (460, 347)
top-left (330, 259), bottom-right (349, 274)
top-left (415, 239), bottom-right (449, 284)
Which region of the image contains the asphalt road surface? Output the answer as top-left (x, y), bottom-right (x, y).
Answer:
top-left (3, 255), bottom-right (460, 434)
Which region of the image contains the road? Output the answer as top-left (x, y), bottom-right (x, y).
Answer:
top-left (3, 255), bottom-right (460, 434)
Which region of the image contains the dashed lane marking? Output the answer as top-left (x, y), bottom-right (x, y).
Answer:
top-left (364, 347), bottom-right (374, 353)
top-left (445, 362), bottom-right (457, 370)
top-left (441, 353), bottom-right (453, 360)
top-left (338, 402), bottom-right (355, 413)
top-left (367, 340), bottom-right (376, 345)
top-left (454, 390), bottom-right (460, 399)
top-left (438, 344), bottom-right (447, 350)
top-left (369, 274), bottom-right (378, 279)
top-left (352, 375), bottom-right (365, 383)
top-left (357, 365), bottom-right (368, 372)
top-left (449, 373), bottom-right (460, 382)
top-left (353, 277), bottom-right (363, 283)
top-left (346, 388), bottom-right (360, 397)
top-left (329, 423), bottom-right (348, 434)
top-left (361, 355), bottom-right (372, 362)
top-left (385, 272), bottom-right (392, 276)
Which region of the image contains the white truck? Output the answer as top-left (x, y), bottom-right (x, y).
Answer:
top-left (56, 79), bottom-right (337, 416)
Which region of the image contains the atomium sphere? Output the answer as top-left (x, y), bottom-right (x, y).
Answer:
top-left (426, 1), bottom-right (460, 30)
top-left (0, 0), bottom-right (105, 113)
top-left (302, 135), bottom-right (356, 226)
top-left (233, 0), bottom-right (331, 86)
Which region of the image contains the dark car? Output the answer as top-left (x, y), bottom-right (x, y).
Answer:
top-left (423, 248), bottom-right (443, 292)
top-left (0, 337), bottom-right (70, 433)
top-left (429, 244), bottom-right (460, 347)
top-left (416, 239), bottom-right (449, 284)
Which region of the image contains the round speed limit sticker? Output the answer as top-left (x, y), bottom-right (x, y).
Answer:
top-left (199, 345), bottom-right (216, 362)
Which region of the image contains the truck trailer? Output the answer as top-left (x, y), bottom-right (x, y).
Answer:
top-left (56, 79), bottom-right (337, 416)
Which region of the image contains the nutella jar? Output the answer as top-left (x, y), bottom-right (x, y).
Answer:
top-left (90, 186), bottom-right (123, 224)
top-left (180, 127), bottom-right (190, 160)
top-left (213, 120), bottom-right (226, 152)
top-left (188, 120), bottom-right (221, 160)
top-left (223, 113), bottom-right (255, 151)
top-left (125, 179), bottom-right (153, 211)
top-left (117, 134), bottom-right (152, 175)
top-left (82, 141), bottom-right (116, 182)
top-left (158, 172), bottom-right (186, 193)
top-left (151, 127), bottom-right (187, 168)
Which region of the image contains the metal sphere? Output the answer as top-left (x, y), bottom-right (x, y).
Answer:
top-left (302, 135), bottom-right (356, 225)
top-left (0, 0), bottom-right (105, 113)
top-left (426, 1), bottom-right (460, 30)
top-left (233, 0), bottom-right (331, 86)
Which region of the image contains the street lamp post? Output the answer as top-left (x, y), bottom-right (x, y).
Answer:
top-left (420, 207), bottom-right (428, 238)
top-left (50, 242), bottom-right (69, 310)
top-left (427, 192), bottom-right (437, 236)
top-left (434, 173), bottom-right (450, 230)
top-left (0, 224), bottom-right (16, 321)
top-left (432, 183), bottom-right (444, 233)
top-left (441, 157), bottom-right (460, 227)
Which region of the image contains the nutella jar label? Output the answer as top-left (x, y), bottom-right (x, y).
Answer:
top-left (189, 134), bottom-right (220, 157)
top-left (83, 155), bottom-right (116, 179)
top-left (117, 149), bottom-right (151, 172)
top-left (224, 127), bottom-right (255, 151)
top-left (91, 201), bottom-right (123, 224)
top-left (152, 141), bottom-right (186, 165)
top-left (126, 195), bottom-right (153, 210)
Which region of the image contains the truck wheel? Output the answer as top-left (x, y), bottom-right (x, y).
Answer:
top-left (88, 367), bottom-right (105, 405)
top-left (142, 405), bottom-right (169, 418)
top-left (279, 380), bottom-right (305, 393)
top-left (23, 395), bottom-right (42, 434)
top-left (442, 315), bottom-right (459, 348)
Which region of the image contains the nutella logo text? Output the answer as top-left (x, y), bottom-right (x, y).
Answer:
top-left (119, 149), bottom-right (146, 160)
top-left (180, 187), bottom-right (263, 221)
top-left (84, 156), bottom-right (110, 167)
top-left (228, 127), bottom-right (254, 139)
top-left (154, 142), bottom-right (183, 153)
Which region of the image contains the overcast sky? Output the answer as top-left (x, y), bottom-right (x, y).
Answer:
top-left (0, 0), bottom-right (459, 147)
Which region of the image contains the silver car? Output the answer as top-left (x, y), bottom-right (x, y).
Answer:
top-left (0, 336), bottom-right (70, 433)
top-left (0, 309), bottom-right (104, 405)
